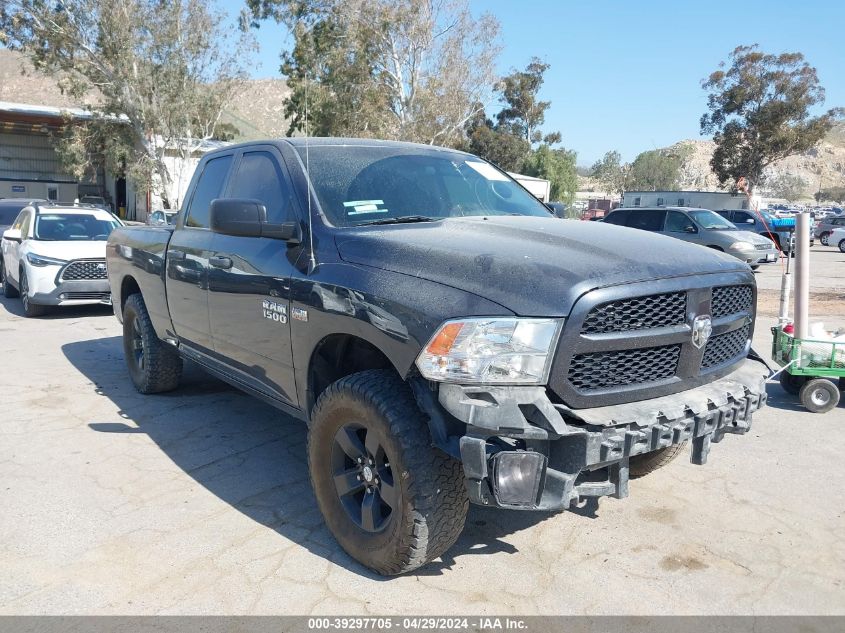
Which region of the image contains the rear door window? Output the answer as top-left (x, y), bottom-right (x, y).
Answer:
top-left (626, 209), bottom-right (666, 231)
top-left (603, 210), bottom-right (629, 226)
top-left (185, 155), bottom-right (233, 228)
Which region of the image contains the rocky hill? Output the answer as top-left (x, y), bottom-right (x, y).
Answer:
top-left (666, 128), bottom-right (845, 199)
top-left (581, 123), bottom-right (845, 200)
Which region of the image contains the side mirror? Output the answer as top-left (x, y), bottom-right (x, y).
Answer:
top-left (745, 218), bottom-right (755, 224)
top-left (2, 228), bottom-right (22, 243)
top-left (209, 198), bottom-right (301, 243)
top-left (684, 225), bottom-right (697, 233)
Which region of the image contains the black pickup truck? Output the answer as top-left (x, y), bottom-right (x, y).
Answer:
top-left (106, 138), bottom-right (768, 575)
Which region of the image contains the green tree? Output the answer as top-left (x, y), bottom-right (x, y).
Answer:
top-left (590, 150), bottom-right (626, 194)
top-left (626, 150), bottom-right (683, 191)
top-left (0, 0), bottom-right (251, 207)
top-left (466, 58), bottom-right (561, 171)
top-left (701, 44), bottom-right (843, 203)
top-left (496, 57), bottom-right (558, 144)
top-left (464, 107), bottom-right (531, 172)
top-left (522, 144), bottom-right (578, 205)
top-left (248, 0), bottom-right (501, 146)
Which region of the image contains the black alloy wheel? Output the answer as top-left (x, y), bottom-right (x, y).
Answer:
top-left (331, 423), bottom-right (398, 533)
top-left (130, 315), bottom-right (145, 373)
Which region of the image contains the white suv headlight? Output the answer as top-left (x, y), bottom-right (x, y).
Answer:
top-left (416, 318), bottom-right (562, 384)
top-left (26, 253), bottom-right (68, 267)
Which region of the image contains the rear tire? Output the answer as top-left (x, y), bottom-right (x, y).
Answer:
top-left (122, 293), bottom-right (182, 393)
top-left (838, 239), bottom-right (845, 254)
top-left (799, 378), bottom-right (840, 414)
top-left (1, 258), bottom-right (18, 298)
top-left (629, 442), bottom-right (687, 478)
top-left (779, 370), bottom-right (806, 396)
top-left (19, 268), bottom-right (47, 317)
top-left (308, 369), bottom-right (468, 575)
top-left (820, 232), bottom-right (830, 246)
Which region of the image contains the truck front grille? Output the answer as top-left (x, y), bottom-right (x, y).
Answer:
top-left (568, 344), bottom-right (681, 391)
top-left (581, 292), bottom-right (686, 334)
top-left (701, 323), bottom-right (751, 370)
top-left (60, 259), bottom-right (108, 281)
top-left (548, 275), bottom-right (756, 409)
top-left (711, 285), bottom-right (753, 318)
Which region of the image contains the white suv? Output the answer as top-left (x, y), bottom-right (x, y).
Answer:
top-left (0, 203), bottom-right (122, 317)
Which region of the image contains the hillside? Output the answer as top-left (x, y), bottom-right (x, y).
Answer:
top-left (0, 48), bottom-right (290, 141)
top-left (581, 122), bottom-right (845, 200)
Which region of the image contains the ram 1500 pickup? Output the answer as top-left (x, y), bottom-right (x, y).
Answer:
top-left (107, 139), bottom-right (768, 575)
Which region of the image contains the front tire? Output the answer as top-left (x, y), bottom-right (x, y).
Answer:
top-left (628, 442), bottom-right (687, 478)
top-left (19, 267), bottom-right (47, 317)
top-left (1, 258), bottom-right (18, 298)
top-left (799, 378), bottom-right (840, 413)
top-left (122, 293), bottom-right (182, 393)
top-left (838, 239), bottom-right (845, 254)
top-left (308, 369), bottom-right (468, 575)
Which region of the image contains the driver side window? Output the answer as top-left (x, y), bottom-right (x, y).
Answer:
top-left (666, 210), bottom-right (696, 233)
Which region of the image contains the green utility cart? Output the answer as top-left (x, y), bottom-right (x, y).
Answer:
top-left (772, 325), bottom-right (845, 413)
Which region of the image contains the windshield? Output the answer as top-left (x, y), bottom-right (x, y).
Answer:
top-left (295, 145), bottom-right (552, 227)
top-left (688, 209), bottom-right (737, 230)
top-left (34, 213), bottom-right (120, 241)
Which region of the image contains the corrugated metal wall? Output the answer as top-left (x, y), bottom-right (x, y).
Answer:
top-left (0, 131), bottom-right (75, 182)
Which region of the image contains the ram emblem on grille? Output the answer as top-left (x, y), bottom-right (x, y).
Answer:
top-left (691, 315), bottom-right (713, 349)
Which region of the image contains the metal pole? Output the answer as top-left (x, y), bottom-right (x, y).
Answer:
top-left (793, 212), bottom-right (811, 339)
top-left (778, 271), bottom-right (791, 324)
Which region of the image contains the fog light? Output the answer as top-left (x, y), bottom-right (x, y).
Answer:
top-left (59, 293), bottom-right (67, 300)
top-left (491, 451), bottom-right (546, 507)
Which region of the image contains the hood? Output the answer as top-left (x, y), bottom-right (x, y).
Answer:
top-left (727, 230), bottom-right (776, 245)
top-left (26, 240), bottom-right (108, 261)
top-left (335, 216), bottom-right (747, 316)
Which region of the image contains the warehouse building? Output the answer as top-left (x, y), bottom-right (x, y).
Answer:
top-left (0, 100), bottom-right (136, 216)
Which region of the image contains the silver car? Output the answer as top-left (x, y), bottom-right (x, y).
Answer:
top-left (604, 206), bottom-right (779, 268)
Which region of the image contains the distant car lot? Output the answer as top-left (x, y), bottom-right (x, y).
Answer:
top-left (0, 245), bottom-right (843, 615)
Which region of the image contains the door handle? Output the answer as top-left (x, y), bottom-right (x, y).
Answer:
top-left (209, 256), bottom-right (233, 270)
top-left (169, 250), bottom-right (186, 261)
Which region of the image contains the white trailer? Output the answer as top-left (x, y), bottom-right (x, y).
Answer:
top-left (509, 172), bottom-right (551, 203)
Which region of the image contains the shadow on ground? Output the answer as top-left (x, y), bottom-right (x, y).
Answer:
top-left (62, 335), bottom-right (566, 579)
top-left (0, 294), bottom-right (113, 319)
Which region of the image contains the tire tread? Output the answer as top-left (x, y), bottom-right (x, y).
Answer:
top-left (309, 369), bottom-right (468, 575)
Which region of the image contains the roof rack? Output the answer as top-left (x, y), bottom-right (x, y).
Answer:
top-left (31, 201), bottom-right (113, 214)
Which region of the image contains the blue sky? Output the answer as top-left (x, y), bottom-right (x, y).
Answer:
top-left (221, 0), bottom-right (845, 165)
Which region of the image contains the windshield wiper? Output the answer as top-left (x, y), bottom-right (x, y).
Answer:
top-left (357, 215), bottom-right (438, 226)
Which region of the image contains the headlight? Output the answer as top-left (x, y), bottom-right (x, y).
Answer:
top-left (729, 241), bottom-right (755, 252)
top-left (26, 253), bottom-right (68, 267)
top-left (415, 318), bottom-right (562, 384)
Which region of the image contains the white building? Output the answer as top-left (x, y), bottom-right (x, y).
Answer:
top-left (621, 190), bottom-right (762, 211)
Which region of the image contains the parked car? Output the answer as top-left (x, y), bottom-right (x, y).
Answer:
top-left (147, 209), bottom-right (178, 226)
top-left (1, 202), bottom-right (122, 317)
top-left (814, 215), bottom-right (845, 246)
top-left (604, 207), bottom-right (778, 268)
top-left (716, 209), bottom-right (812, 252)
top-left (77, 195), bottom-right (112, 211)
top-left (106, 139), bottom-right (768, 575)
top-left (828, 227), bottom-right (845, 253)
top-left (0, 198), bottom-right (45, 234)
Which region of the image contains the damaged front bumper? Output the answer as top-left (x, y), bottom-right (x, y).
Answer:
top-left (438, 358), bottom-right (768, 511)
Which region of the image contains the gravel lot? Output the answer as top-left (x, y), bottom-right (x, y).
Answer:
top-left (2, 249), bottom-right (844, 615)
